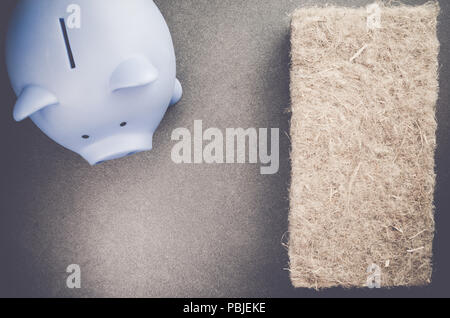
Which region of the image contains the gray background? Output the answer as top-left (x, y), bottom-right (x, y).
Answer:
top-left (0, 0), bottom-right (449, 298)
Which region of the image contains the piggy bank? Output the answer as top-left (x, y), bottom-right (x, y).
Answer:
top-left (6, 0), bottom-right (182, 165)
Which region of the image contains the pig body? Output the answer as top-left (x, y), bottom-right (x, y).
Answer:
top-left (6, 0), bottom-right (182, 165)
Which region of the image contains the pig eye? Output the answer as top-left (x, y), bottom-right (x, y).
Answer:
top-left (120, 122), bottom-right (127, 127)
top-left (82, 135), bottom-right (90, 139)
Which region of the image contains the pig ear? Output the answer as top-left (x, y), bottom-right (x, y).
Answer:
top-left (13, 85), bottom-right (59, 122)
top-left (110, 57), bottom-right (159, 92)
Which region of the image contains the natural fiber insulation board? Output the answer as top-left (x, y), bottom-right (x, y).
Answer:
top-left (289, 2), bottom-right (439, 289)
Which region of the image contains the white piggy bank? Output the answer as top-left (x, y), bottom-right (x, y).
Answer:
top-left (6, 0), bottom-right (182, 165)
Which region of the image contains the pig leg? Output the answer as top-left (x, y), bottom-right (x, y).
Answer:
top-left (170, 79), bottom-right (183, 106)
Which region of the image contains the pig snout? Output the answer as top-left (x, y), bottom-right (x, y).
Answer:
top-left (79, 133), bottom-right (153, 165)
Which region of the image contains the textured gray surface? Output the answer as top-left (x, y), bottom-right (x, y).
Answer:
top-left (0, 0), bottom-right (449, 297)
